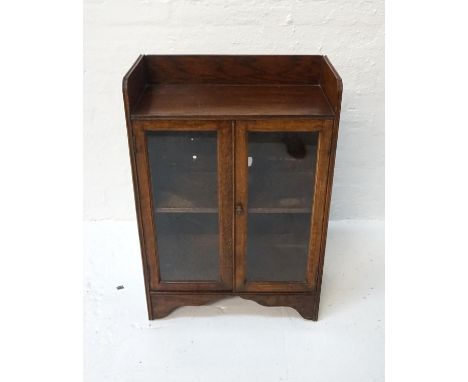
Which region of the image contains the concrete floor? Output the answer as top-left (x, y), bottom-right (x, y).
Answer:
top-left (84, 220), bottom-right (384, 382)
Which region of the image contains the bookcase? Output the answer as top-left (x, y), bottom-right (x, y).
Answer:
top-left (123, 55), bottom-right (342, 319)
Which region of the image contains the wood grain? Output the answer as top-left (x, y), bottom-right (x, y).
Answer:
top-left (150, 292), bottom-right (318, 320)
top-left (234, 123), bottom-right (248, 291)
top-left (321, 56), bottom-right (343, 114)
top-left (123, 55), bottom-right (147, 115)
top-left (217, 123), bottom-right (234, 290)
top-left (314, 57), bottom-right (343, 319)
top-left (132, 84), bottom-right (334, 119)
top-left (144, 55), bottom-right (323, 85)
top-left (306, 121), bottom-right (333, 286)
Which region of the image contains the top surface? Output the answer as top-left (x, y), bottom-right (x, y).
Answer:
top-left (131, 84), bottom-right (335, 119)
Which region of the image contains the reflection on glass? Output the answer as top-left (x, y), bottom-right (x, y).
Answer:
top-left (147, 131), bottom-right (219, 281)
top-left (246, 132), bottom-right (318, 282)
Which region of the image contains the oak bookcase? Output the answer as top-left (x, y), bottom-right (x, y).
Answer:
top-left (123, 55), bottom-right (342, 320)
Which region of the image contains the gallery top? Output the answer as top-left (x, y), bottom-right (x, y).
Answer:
top-left (123, 55), bottom-right (342, 120)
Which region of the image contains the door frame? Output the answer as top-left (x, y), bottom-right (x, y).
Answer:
top-left (132, 119), bottom-right (233, 291)
top-left (234, 119), bottom-right (334, 292)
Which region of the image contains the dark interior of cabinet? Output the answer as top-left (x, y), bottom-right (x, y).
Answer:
top-left (147, 130), bottom-right (220, 281)
top-left (248, 131), bottom-right (317, 212)
top-left (246, 131), bottom-right (317, 282)
top-left (145, 120), bottom-right (320, 283)
top-left (246, 213), bottom-right (311, 282)
top-left (147, 131), bottom-right (218, 213)
top-left (155, 213), bottom-right (219, 281)
top-left (126, 55), bottom-right (339, 284)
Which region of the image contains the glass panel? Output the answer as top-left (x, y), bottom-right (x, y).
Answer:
top-left (246, 132), bottom-right (318, 282)
top-left (147, 131), bottom-right (219, 281)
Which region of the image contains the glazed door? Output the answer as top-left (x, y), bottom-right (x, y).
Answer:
top-left (133, 120), bottom-right (233, 291)
top-left (235, 120), bottom-right (333, 292)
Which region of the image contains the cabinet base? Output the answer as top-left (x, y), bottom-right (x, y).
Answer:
top-left (149, 292), bottom-right (319, 320)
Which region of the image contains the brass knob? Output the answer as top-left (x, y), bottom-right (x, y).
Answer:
top-left (235, 203), bottom-right (244, 215)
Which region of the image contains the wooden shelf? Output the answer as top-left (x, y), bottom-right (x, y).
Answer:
top-left (155, 207), bottom-right (310, 214)
top-left (156, 207), bottom-right (218, 213)
top-left (248, 171), bottom-right (315, 211)
top-left (248, 208), bottom-right (310, 214)
top-left (151, 172), bottom-right (218, 211)
top-left (248, 133), bottom-right (318, 172)
top-left (132, 84), bottom-right (334, 119)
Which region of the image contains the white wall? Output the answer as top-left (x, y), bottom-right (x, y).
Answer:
top-left (84, 0), bottom-right (384, 221)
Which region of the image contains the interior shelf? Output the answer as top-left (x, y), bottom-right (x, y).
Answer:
top-left (156, 207), bottom-right (311, 214)
top-left (156, 207), bottom-right (218, 213)
top-left (132, 84), bottom-right (335, 119)
top-left (151, 172), bottom-right (218, 211)
top-left (248, 208), bottom-right (310, 214)
top-left (248, 172), bottom-right (315, 211)
top-left (151, 171), bottom-right (316, 213)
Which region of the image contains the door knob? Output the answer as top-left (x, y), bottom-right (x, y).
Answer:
top-left (235, 203), bottom-right (244, 215)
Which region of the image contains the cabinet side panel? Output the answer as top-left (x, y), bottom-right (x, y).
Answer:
top-left (307, 122), bottom-right (333, 287)
top-left (123, 55), bottom-right (147, 116)
top-left (314, 59), bottom-right (342, 317)
top-left (123, 56), bottom-right (153, 318)
top-left (315, 57), bottom-right (342, 320)
top-left (320, 56), bottom-right (343, 114)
